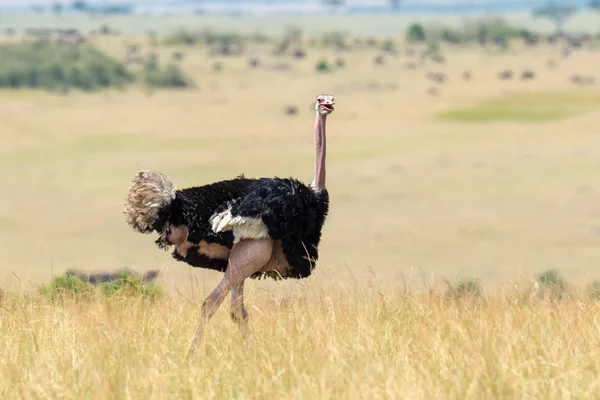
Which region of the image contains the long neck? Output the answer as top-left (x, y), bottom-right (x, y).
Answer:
top-left (313, 112), bottom-right (327, 190)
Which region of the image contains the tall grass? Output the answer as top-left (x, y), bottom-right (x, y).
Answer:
top-left (2, 277), bottom-right (600, 398)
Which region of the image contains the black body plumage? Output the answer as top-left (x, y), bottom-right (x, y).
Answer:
top-left (154, 176), bottom-right (329, 280)
top-left (158, 176), bottom-right (256, 248)
top-left (221, 177), bottom-right (329, 279)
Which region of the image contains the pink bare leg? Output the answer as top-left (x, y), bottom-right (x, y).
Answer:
top-left (187, 239), bottom-right (273, 355)
top-left (231, 281), bottom-right (249, 324)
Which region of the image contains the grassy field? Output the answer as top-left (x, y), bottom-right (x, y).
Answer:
top-left (3, 281), bottom-right (600, 399)
top-left (1, 15), bottom-right (600, 397)
top-left (2, 32), bottom-right (600, 292)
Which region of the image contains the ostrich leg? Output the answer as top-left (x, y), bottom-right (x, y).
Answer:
top-left (231, 281), bottom-right (249, 324)
top-left (188, 239), bottom-right (273, 355)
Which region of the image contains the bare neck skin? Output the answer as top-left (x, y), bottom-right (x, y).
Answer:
top-left (314, 111), bottom-right (327, 190)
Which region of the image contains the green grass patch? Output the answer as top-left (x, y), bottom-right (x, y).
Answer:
top-left (39, 271), bottom-right (163, 301)
top-left (435, 92), bottom-right (600, 123)
top-left (0, 216), bottom-right (14, 229)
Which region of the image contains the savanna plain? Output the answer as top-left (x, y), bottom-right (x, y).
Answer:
top-left (3, 14), bottom-right (600, 399)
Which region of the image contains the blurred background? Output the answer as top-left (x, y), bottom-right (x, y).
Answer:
top-left (1, 0), bottom-right (600, 295)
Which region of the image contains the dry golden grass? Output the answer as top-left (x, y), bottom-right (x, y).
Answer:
top-left (2, 278), bottom-right (600, 399)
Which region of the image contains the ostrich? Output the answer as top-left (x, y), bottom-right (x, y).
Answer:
top-left (124, 94), bottom-right (335, 353)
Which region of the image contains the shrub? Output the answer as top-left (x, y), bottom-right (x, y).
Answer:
top-left (141, 60), bottom-right (193, 88)
top-left (424, 17), bottom-right (523, 44)
top-left (536, 269), bottom-right (569, 300)
top-left (444, 278), bottom-right (483, 300)
top-left (319, 31), bottom-right (348, 49)
top-left (100, 270), bottom-right (163, 300)
top-left (39, 274), bottom-right (94, 300)
top-left (406, 23), bottom-right (426, 42)
top-left (0, 42), bottom-right (135, 92)
top-left (315, 59), bottom-right (331, 73)
top-left (39, 271), bottom-right (163, 301)
top-left (163, 29), bottom-right (199, 45)
top-left (163, 29), bottom-right (246, 47)
top-left (381, 39), bottom-right (397, 54)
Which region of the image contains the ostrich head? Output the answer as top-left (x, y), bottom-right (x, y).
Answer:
top-left (315, 94), bottom-right (335, 115)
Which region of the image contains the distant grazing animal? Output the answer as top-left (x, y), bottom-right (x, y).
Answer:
top-left (571, 74), bottom-right (583, 84)
top-left (462, 71), bottom-right (472, 81)
top-left (373, 55), bottom-right (385, 65)
top-left (366, 37), bottom-right (377, 47)
top-left (442, 30), bottom-right (460, 44)
top-left (429, 53), bottom-right (445, 64)
top-left (124, 94), bottom-right (335, 354)
top-left (285, 105), bottom-right (298, 115)
top-left (293, 49), bottom-right (306, 59)
top-left (520, 70), bottom-right (535, 81)
top-left (248, 57), bottom-right (261, 68)
top-left (427, 72), bottom-right (447, 83)
top-left (492, 35), bottom-right (507, 48)
top-left (172, 51), bottom-right (185, 62)
top-left (498, 69), bottom-right (513, 80)
top-left (571, 75), bottom-right (595, 85)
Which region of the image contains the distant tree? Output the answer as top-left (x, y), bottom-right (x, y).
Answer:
top-left (390, 0), bottom-right (402, 12)
top-left (321, 0), bottom-right (344, 7)
top-left (72, 0), bottom-right (87, 12)
top-left (52, 2), bottom-right (63, 14)
top-left (532, 2), bottom-right (577, 34)
top-left (590, 0), bottom-right (600, 11)
top-left (406, 23), bottom-right (426, 42)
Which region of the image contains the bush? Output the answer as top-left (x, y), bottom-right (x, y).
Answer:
top-left (39, 271), bottom-right (163, 301)
top-left (319, 31), bottom-right (348, 49)
top-left (406, 23), bottom-right (426, 42)
top-left (163, 29), bottom-right (245, 47)
top-left (0, 42), bottom-right (135, 92)
top-left (444, 278), bottom-right (483, 300)
top-left (141, 59), bottom-right (193, 88)
top-left (315, 59), bottom-right (331, 73)
top-left (536, 269), bottom-right (569, 300)
top-left (100, 270), bottom-right (163, 300)
top-left (39, 274), bottom-right (95, 300)
top-left (422, 17), bottom-right (524, 44)
top-left (163, 29), bottom-right (199, 45)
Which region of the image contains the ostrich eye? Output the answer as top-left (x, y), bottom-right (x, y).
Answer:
top-left (166, 227), bottom-right (171, 236)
